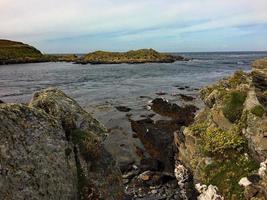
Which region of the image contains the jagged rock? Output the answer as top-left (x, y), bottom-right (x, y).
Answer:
top-left (196, 184), bottom-right (223, 200)
top-left (252, 58), bottom-right (267, 108)
top-left (241, 160), bottom-right (267, 200)
top-left (239, 177), bottom-right (252, 187)
top-left (29, 88), bottom-right (124, 200)
top-left (0, 103), bottom-right (77, 200)
top-left (174, 161), bottom-right (197, 200)
top-left (151, 98), bottom-right (197, 125)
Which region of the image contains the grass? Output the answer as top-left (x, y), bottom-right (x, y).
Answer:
top-left (250, 105), bottom-right (265, 117)
top-left (0, 39), bottom-right (42, 60)
top-left (223, 91), bottom-right (247, 123)
top-left (201, 154), bottom-right (259, 200)
top-left (81, 49), bottom-right (179, 63)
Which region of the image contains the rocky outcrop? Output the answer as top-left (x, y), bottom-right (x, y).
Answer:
top-left (0, 88), bottom-right (124, 200)
top-left (76, 49), bottom-right (189, 65)
top-left (174, 59), bottom-right (267, 199)
top-left (239, 159), bottom-right (267, 199)
top-left (0, 104), bottom-right (77, 200)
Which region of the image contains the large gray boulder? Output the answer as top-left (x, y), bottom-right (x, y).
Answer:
top-left (0, 103), bottom-right (77, 200)
top-left (0, 88), bottom-right (125, 200)
top-left (29, 88), bottom-right (124, 200)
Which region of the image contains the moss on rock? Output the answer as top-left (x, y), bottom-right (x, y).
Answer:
top-left (223, 91), bottom-right (247, 123)
top-left (250, 105), bottom-right (265, 117)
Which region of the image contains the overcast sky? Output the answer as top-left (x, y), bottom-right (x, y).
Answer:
top-left (1, 0), bottom-right (267, 53)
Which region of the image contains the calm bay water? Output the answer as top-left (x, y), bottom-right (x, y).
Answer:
top-left (0, 52), bottom-right (266, 107)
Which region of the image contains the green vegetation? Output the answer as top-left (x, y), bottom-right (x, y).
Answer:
top-left (223, 91), bottom-right (247, 123)
top-left (201, 127), bottom-right (245, 155)
top-left (189, 122), bottom-right (245, 155)
top-left (71, 128), bottom-right (101, 160)
top-left (79, 49), bottom-right (186, 64)
top-left (250, 105), bottom-right (265, 117)
top-left (201, 154), bottom-right (259, 200)
top-left (0, 39), bottom-right (43, 63)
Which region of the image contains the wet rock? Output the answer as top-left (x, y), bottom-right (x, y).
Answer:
top-left (179, 94), bottom-right (195, 102)
top-left (0, 103), bottom-right (77, 200)
top-left (0, 99), bottom-right (4, 103)
top-left (29, 88), bottom-right (125, 200)
top-left (155, 92), bottom-right (167, 96)
top-left (116, 106), bottom-right (132, 112)
top-left (151, 98), bottom-right (197, 125)
top-left (131, 118), bottom-right (177, 173)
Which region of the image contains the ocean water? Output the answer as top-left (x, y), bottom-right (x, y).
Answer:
top-left (0, 51), bottom-right (266, 107)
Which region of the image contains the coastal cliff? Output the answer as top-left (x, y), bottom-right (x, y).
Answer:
top-left (77, 49), bottom-right (188, 64)
top-left (175, 58), bottom-right (267, 199)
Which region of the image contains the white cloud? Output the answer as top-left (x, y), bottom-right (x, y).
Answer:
top-left (0, 0), bottom-right (266, 51)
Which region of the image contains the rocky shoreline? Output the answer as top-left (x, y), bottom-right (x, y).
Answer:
top-left (0, 58), bottom-right (266, 199)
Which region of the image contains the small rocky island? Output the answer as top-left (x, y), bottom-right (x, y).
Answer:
top-left (0, 39), bottom-right (188, 65)
top-left (77, 49), bottom-right (188, 64)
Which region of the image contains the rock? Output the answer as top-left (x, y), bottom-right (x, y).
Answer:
top-left (179, 94), bottom-right (195, 101)
top-left (115, 106), bottom-right (132, 112)
top-left (0, 99), bottom-right (4, 103)
top-left (0, 103), bottom-right (77, 200)
top-left (151, 98), bottom-right (197, 125)
top-left (77, 49), bottom-right (188, 65)
top-left (252, 58), bottom-right (267, 108)
top-left (29, 88), bottom-right (124, 199)
top-left (131, 118), bottom-right (177, 173)
top-left (196, 184), bottom-right (223, 200)
top-left (140, 158), bottom-right (164, 172)
top-left (239, 177), bottom-right (252, 187)
top-left (175, 161), bottom-right (197, 200)
top-left (155, 92), bottom-right (167, 96)
top-left (241, 160), bottom-right (267, 199)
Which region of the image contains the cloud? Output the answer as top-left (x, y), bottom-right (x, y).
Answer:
top-left (0, 0), bottom-right (267, 52)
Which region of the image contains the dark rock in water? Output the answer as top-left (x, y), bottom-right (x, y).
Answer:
top-left (179, 94), bottom-right (195, 101)
top-left (116, 106), bottom-right (132, 112)
top-left (29, 88), bottom-right (124, 200)
top-left (131, 118), bottom-right (178, 173)
top-left (155, 92), bottom-right (167, 96)
top-left (151, 98), bottom-right (197, 125)
top-left (0, 99), bottom-right (4, 103)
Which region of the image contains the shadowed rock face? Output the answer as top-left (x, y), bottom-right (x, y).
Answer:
top-left (130, 98), bottom-right (197, 174)
top-left (0, 104), bottom-right (78, 200)
top-left (252, 58), bottom-right (267, 108)
top-left (0, 88), bottom-right (125, 200)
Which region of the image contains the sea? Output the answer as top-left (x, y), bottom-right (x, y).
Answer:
top-left (1, 51), bottom-right (266, 105)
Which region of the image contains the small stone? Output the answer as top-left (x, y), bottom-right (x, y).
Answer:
top-left (239, 177), bottom-right (252, 187)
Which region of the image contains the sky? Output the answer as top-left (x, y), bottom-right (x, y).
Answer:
top-left (1, 0), bottom-right (267, 53)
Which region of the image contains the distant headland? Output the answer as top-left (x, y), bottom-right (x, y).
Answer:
top-left (0, 39), bottom-right (188, 65)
